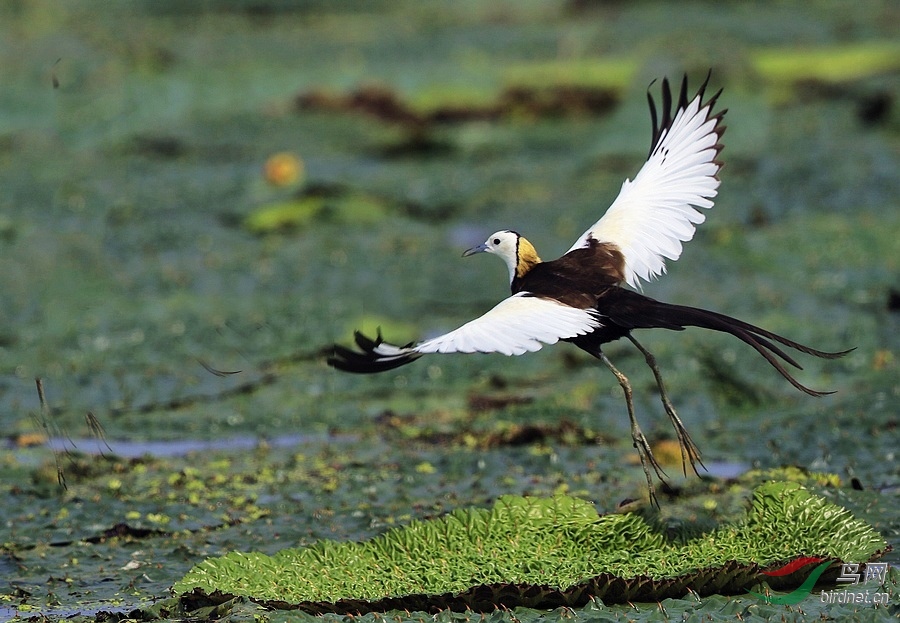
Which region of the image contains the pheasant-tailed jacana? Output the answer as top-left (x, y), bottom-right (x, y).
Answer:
top-left (328, 74), bottom-right (850, 505)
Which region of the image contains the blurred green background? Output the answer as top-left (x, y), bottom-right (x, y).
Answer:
top-left (0, 1), bottom-right (897, 620)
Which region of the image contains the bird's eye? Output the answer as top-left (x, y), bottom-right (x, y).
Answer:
top-left (492, 238), bottom-right (501, 245)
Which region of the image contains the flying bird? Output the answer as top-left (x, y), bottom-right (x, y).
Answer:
top-left (328, 74), bottom-right (849, 505)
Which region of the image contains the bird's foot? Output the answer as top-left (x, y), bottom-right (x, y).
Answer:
top-left (626, 334), bottom-right (706, 478)
top-left (630, 421), bottom-right (667, 509)
top-left (666, 407), bottom-right (705, 477)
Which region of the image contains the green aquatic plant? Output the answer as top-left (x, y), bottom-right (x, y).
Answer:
top-left (751, 41), bottom-right (900, 84)
top-left (175, 482), bottom-right (887, 613)
top-left (244, 192), bottom-right (391, 234)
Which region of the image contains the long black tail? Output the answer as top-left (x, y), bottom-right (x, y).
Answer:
top-left (603, 292), bottom-right (852, 396)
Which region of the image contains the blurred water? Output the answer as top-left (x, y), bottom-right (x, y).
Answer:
top-left (39, 432), bottom-right (353, 458)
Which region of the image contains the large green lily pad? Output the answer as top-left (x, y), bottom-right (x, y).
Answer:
top-left (175, 482), bottom-right (888, 614)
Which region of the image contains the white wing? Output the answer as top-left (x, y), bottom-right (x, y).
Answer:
top-left (568, 76), bottom-right (725, 289)
top-left (329, 293), bottom-right (602, 373)
top-left (416, 292), bottom-right (601, 356)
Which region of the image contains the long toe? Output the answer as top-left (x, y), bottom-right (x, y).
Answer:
top-left (631, 426), bottom-right (667, 507)
top-left (671, 417), bottom-right (705, 476)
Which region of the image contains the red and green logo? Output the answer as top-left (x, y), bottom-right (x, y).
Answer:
top-left (748, 557), bottom-right (832, 605)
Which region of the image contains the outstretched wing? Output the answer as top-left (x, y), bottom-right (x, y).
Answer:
top-left (328, 293), bottom-right (602, 373)
top-left (567, 74), bottom-right (726, 289)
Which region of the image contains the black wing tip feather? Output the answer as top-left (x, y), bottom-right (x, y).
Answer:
top-left (327, 330), bottom-right (422, 374)
top-left (646, 70), bottom-right (728, 165)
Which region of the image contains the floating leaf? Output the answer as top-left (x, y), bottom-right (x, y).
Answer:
top-left (751, 41), bottom-right (900, 84)
top-left (243, 197), bottom-right (324, 233)
top-left (175, 482), bottom-right (888, 614)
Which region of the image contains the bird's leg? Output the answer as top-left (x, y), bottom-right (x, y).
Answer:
top-left (595, 350), bottom-right (666, 507)
top-left (626, 334), bottom-right (705, 477)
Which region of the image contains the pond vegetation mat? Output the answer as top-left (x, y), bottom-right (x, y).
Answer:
top-left (175, 482), bottom-right (888, 614)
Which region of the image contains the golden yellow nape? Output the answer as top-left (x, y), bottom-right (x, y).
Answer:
top-left (515, 236), bottom-right (541, 278)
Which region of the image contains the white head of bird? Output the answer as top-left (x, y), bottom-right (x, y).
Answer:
top-left (463, 230), bottom-right (542, 283)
